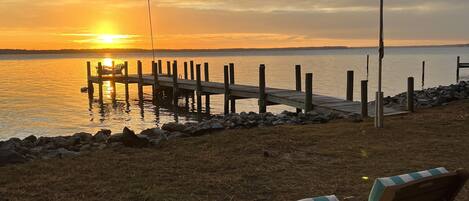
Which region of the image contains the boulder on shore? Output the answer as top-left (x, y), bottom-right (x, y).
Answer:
top-left (0, 150), bottom-right (27, 166)
top-left (162, 122), bottom-right (187, 132)
top-left (121, 127), bottom-right (149, 148)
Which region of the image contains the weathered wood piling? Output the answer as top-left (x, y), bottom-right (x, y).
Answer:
top-left (97, 62), bottom-right (104, 105)
top-left (224, 65), bottom-right (230, 115)
top-left (229, 63), bottom-right (236, 113)
top-left (124, 61), bottom-right (129, 101)
top-left (137, 61), bottom-right (144, 104)
top-left (347, 70), bottom-right (354, 101)
top-left (259, 64), bottom-right (266, 113)
top-left (305, 73), bottom-right (313, 112)
top-left (295, 65), bottom-right (302, 113)
top-left (407, 77), bottom-right (414, 112)
top-left (204, 63), bottom-right (210, 114)
top-left (86, 62), bottom-right (94, 100)
top-left (361, 80), bottom-right (368, 118)
top-left (196, 64), bottom-right (202, 120)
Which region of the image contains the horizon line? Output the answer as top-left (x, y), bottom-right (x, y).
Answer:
top-left (1, 43), bottom-right (468, 54)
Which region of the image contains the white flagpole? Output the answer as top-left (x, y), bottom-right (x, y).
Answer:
top-left (375, 0), bottom-right (384, 128)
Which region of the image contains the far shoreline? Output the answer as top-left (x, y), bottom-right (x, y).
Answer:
top-left (1, 43), bottom-right (468, 55)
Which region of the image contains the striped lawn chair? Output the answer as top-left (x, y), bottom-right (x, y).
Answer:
top-left (369, 167), bottom-right (468, 201)
top-left (298, 195), bottom-right (339, 201)
top-left (298, 168), bottom-right (468, 201)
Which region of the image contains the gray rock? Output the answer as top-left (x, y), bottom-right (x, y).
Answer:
top-left (79, 144), bottom-right (92, 152)
top-left (43, 148), bottom-right (80, 159)
top-left (140, 128), bottom-right (168, 139)
top-left (94, 129), bottom-right (111, 142)
top-left (121, 127), bottom-right (149, 148)
top-left (72, 132), bottom-right (93, 142)
top-left (22, 135), bottom-right (37, 147)
top-left (108, 133), bottom-right (124, 143)
top-left (162, 122), bottom-right (187, 132)
top-left (53, 136), bottom-right (71, 148)
top-left (210, 122), bottom-right (225, 130)
top-left (0, 150), bottom-right (27, 166)
top-left (149, 139), bottom-right (163, 147)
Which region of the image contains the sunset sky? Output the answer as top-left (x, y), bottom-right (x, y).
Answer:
top-left (1, 0), bottom-right (469, 50)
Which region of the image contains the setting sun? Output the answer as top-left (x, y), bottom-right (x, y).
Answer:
top-left (99, 35), bottom-right (115, 44)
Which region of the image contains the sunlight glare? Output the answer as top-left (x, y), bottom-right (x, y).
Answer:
top-left (103, 58), bottom-right (113, 67)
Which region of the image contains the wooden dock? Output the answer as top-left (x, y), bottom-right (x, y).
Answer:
top-left (86, 60), bottom-right (409, 118)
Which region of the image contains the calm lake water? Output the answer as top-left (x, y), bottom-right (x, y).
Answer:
top-left (1, 47), bottom-right (468, 140)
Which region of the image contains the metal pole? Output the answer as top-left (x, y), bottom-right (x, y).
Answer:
top-left (375, 0), bottom-right (384, 128)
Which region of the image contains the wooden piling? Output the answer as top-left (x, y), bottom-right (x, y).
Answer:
top-left (407, 77), bottom-right (415, 112)
top-left (124, 61), bottom-right (129, 102)
top-left (184, 62), bottom-right (188, 80)
top-left (111, 61), bottom-right (116, 102)
top-left (152, 61), bottom-right (159, 102)
top-left (172, 61), bottom-right (178, 102)
top-left (305, 73), bottom-right (313, 112)
top-left (137, 61), bottom-right (144, 103)
top-left (361, 80), bottom-right (368, 118)
top-left (295, 65), bottom-right (302, 113)
top-left (190, 61), bottom-right (195, 80)
top-left (204, 62), bottom-right (210, 114)
top-left (224, 65), bottom-right (230, 115)
top-left (229, 63), bottom-right (236, 113)
top-left (166, 61), bottom-right (171, 76)
top-left (259, 64), bottom-right (266, 113)
top-left (196, 64), bottom-right (202, 120)
top-left (97, 62), bottom-right (104, 105)
top-left (422, 61), bottom-right (425, 90)
top-left (347, 70), bottom-right (354, 101)
top-left (86, 62), bottom-right (94, 100)
top-left (158, 60), bottom-right (162, 74)
top-left (457, 56), bottom-right (460, 83)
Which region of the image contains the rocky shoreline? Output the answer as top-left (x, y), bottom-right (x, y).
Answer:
top-left (383, 81), bottom-right (469, 109)
top-left (2, 81), bottom-right (469, 167)
top-left (0, 109), bottom-right (348, 167)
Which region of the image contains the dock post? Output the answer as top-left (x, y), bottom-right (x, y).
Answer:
top-left (295, 65), bottom-right (302, 113)
top-left (172, 61), bottom-right (179, 104)
top-left (190, 60), bottom-right (195, 104)
top-left (190, 60), bottom-right (195, 80)
top-left (152, 61), bottom-right (160, 104)
top-left (184, 62), bottom-right (188, 80)
top-left (98, 62), bottom-right (104, 105)
top-left (259, 64), bottom-right (267, 113)
top-left (124, 61), bottom-right (129, 102)
top-left (111, 61), bottom-right (116, 103)
top-left (196, 64), bottom-right (202, 121)
top-left (361, 80), bottom-right (368, 118)
top-left (305, 73), bottom-right (313, 112)
top-left (158, 60), bottom-right (162, 74)
top-left (137, 61), bottom-right (144, 104)
top-left (166, 61), bottom-right (171, 76)
top-left (229, 63), bottom-right (236, 113)
top-left (457, 56), bottom-right (460, 83)
top-left (86, 61), bottom-right (94, 100)
top-left (204, 62), bottom-right (211, 114)
top-left (347, 70), bottom-right (354, 101)
top-left (407, 77), bottom-right (415, 112)
top-left (183, 62), bottom-right (189, 105)
top-left (422, 61), bottom-right (425, 90)
top-left (224, 65), bottom-right (230, 115)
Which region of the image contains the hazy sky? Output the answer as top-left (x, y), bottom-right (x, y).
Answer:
top-left (1, 0), bottom-right (469, 49)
